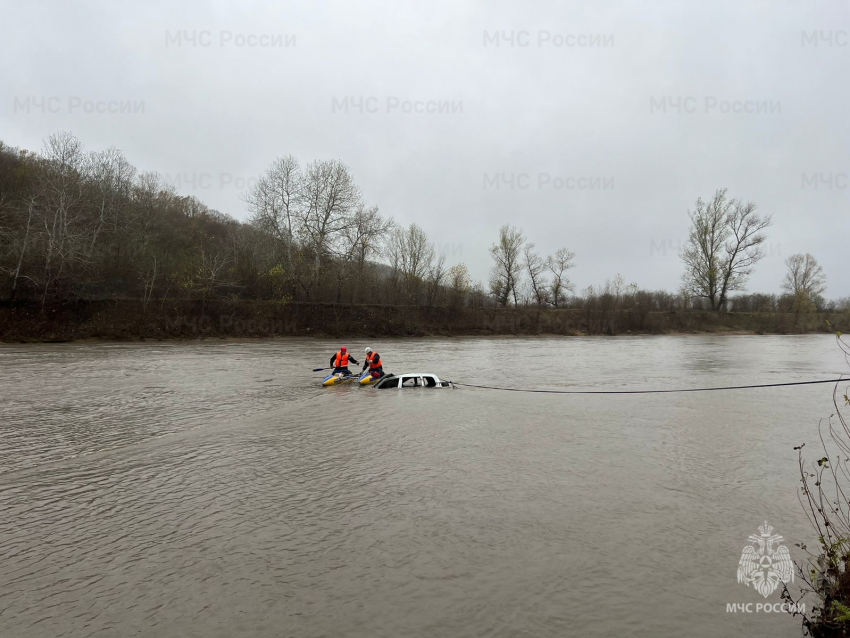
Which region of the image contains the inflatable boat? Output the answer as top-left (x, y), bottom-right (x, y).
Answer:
top-left (359, 371), bottom-right (382, 385)
top-left (321, 372), bottom-right (359, 386)
top-left (323, 371), bottom-right (384, 387)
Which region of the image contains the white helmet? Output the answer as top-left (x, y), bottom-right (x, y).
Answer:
top-left (365, 347), bottom-right (372, 353)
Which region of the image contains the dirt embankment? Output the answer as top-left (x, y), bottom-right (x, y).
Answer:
top-left (0, 299), bottom-right (844, 342)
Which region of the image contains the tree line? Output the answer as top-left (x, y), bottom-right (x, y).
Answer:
top-left (486, 187), bottom-right (842, 315)
top-left (0, 133), bottom-right (480, 311)
top-left (0, 133), bottom-right (845, 316)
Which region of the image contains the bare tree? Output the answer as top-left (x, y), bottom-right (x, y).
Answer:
top-left (523, 243), bottom-right (549, 307)
top-left (341, 204), bottom-right (392, 303)
top-left (547, 247), bottom-right (575, 307)
top-left (489, 224), bottom-right (525, 306)
top-left (35, 132), bottom-right (87, 307)
top-left (387, 223), bottom-right (435, 304)
top-left (470, 281), bottom-right (489, 308)
top-left (681, 189), bottom-right (771, 310)
top-left (139, 254), bottom-right (157, 313)
top-left (674, 291), bottom-right (688, 312)
top-left (130, 172), bottom-right (167, 253)
top-left (719, 200), bottom-right (772, 307)
top-left (85, 147), bottom-right (135, 258)
top-left (425, 253), bottom-right (447, 307)
top-left (782, 253), bottom-right (826, 299)
top-left (681, 190), bottom-right (730, 311)
top-left (3, 196), bottom-right (37, 301)
top-left (197, 248), bottom-right (230, 314)
top-left (446, 263), bottom-right (471, 308)
top-left (244, 155), bottom-right (303, 296)
top-left (299, 160), bottom-right (361, 298)
top-left (610, 273), bottom-right (637, 302)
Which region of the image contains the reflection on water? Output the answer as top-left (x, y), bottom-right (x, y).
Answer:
top-left (0, 336), bottom-right (842, 637)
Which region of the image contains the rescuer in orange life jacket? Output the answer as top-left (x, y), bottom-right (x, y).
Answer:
top-left (362, 347), bottom-right (385, 378)
top-left (329, 346), bottom-right (358, 376)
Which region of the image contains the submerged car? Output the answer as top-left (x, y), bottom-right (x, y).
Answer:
top-left (373, 373), bottom-right (454, 389)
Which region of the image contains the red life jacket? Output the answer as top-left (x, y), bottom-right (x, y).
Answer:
top-left (366, 352), bottom-right (381, 369)
top-left (334, 351), bottom-right (350, 367)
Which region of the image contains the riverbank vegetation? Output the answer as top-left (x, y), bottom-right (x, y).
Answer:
top-left (0, 133), bottom-right (846, 341)
top-left (2, 298), bottom-right (847, 343)
top-left (785, 335), bottom-right (850, 636)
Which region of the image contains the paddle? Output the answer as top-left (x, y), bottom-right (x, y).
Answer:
top-left (313, 358), bottom-right (397, 373)
top-left (313, 367), bottom-right (360, 379)
top-left (312, 362), bottom-right (390, 372)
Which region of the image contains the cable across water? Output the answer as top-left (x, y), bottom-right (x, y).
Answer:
top-left (452, 377), bottom-right (847, 395)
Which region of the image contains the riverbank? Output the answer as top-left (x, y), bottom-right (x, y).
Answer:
top-left (0, 299), bottom-right (845, 343)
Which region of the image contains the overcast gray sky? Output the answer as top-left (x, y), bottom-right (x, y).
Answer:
top-left (2, 0), bottom-right (848, 296)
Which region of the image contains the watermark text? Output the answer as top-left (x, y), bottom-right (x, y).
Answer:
top-left (483, 173), bottom-right (614, 190)
top-left (13, 96), bottom-right (145, 115)
top-left (650, 96), bottom-right (780, 115)
top-left (165, 30), bottom-right (295, 48)
top-left (331, 96), bottom-right (463, 114)
top-left (483, 30), bottom-right (614, 48)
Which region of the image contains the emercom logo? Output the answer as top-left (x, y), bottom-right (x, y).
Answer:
top-left (737, 521), bottom-right (794, 597)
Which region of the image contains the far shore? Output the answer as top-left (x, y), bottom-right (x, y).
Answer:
top-left (1, 298), bottom-right (844, 344)
top-left (0, 333), bottom-right (786, 346)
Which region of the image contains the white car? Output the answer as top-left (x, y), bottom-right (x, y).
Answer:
top-left (373, 373), bottom-right (454, 389)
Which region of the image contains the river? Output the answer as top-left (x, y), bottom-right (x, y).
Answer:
top-left (0, 335), bottom-right (845, 637)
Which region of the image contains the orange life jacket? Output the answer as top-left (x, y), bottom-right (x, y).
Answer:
top-left (366, 352), bottom-right (381, 369)
top-left (334, 351), bottom-right (350, 367)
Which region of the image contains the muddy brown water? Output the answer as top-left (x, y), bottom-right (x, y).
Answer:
top-left (0, 335), bottom-right (845, 637)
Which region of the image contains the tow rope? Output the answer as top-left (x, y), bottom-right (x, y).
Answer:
top-left (452, 377), bottom-right (847, 395)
